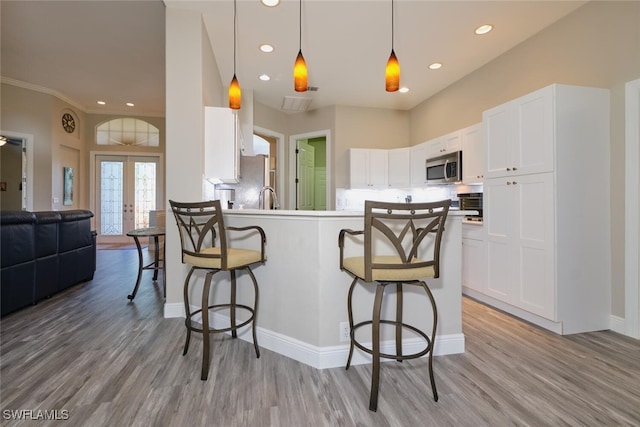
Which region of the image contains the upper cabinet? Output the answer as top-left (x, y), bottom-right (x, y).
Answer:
top-left (348, 148), bottom-right (388, 189)
top-left (426, 130), bottom-right (461, 159)
top-left (484, 86), bottom-right (554, 179)
top-left (204, 106), bottom-right (240, 183)
top-left (461, 123), bottom-right (483, 184)
top-left (410, 143), bottom-right (429, 187)
top-left (387, 147), bottom-right (411, 188)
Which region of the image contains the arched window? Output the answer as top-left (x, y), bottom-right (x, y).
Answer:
top-left (96, 118), bottom-right (159, 147)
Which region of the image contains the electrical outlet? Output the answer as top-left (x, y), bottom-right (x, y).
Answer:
top-left (340, 321), bottom-right (350, 342)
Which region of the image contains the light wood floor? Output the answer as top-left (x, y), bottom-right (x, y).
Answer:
top-left (1, 248), bottom-right (639, 426)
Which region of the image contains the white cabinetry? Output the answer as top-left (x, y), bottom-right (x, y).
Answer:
top-left (410, 142), bottom-right (428, 187)
top-left (484, 86), bottom-right (554, 179)
top-left (478, 84), bottom-right (611, 334)
top-left (426, 130), bottom-right (461, 158)
top-left (462, 223), bottom-right (486, 294)
top-left (387, 147), bottom-right (411, 188)
top-left (461, 123), bottom-right (483, 184)
top-left (485, 173), bottom-right (555, 318)
top-left (204, 106), bottom-right (240, 183)
top-left (348, 148), bottom-right (388, 189)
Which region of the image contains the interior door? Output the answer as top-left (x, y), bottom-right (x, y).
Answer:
top-left (296, 140), bottom-right (315, 210)
top-left (95, 155), bottom-right (160, 243)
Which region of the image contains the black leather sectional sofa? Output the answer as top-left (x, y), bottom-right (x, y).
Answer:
top-left (1, 210), bottom-right (97, 316)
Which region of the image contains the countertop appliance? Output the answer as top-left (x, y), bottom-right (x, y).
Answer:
top-left (426, 151), bottom-right (462, 184)
top-left (457, 192), bottom-right (483, 223)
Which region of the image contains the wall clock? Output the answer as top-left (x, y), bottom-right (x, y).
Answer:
top-left (62, 113), bottom-right (76, 133)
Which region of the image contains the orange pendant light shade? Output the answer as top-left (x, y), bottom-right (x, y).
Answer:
top-left (229, 74), bottom-right (241, 110)
top-left (385, 49), bottom-right (400, 92)
top-left (294, 50), bottom-right (308, 92)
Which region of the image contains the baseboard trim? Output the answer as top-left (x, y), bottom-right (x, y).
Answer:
top-left (609, 315), bottom-right (626, 334)
top-left (163, 302), bottom-right (465, 369)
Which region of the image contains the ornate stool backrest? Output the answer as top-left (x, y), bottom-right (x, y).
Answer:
top-left (169, 200), bottom-right (229, 269)
top-left (362, 199), bottom-right (451, 282)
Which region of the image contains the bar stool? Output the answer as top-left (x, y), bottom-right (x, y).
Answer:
top-left (169, 200), bottom-right (266, 380)
top-left (338, 199), bottom-right (450, 411)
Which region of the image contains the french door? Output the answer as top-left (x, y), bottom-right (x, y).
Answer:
top-left (95, 155), bottom-right (161, 244)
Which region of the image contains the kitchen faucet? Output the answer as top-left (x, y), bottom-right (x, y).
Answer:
top-left (258, 186), bottom-right (280, 210)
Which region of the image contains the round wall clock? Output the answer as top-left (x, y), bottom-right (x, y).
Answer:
top-left (62, 113), bottom-right (76, 133)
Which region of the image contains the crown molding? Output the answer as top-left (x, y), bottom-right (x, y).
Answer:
top-left (1, 76), bottom-right (86, 113)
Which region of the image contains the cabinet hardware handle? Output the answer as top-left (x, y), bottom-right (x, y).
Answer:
top-left (506, 167), bottom-right (511, 171)
top-left (507, 181), bottom-right (512, 185)
top-left (512, 181), bottom-right (517, 185)
top-left (513, 167), bottom-right (518, 171)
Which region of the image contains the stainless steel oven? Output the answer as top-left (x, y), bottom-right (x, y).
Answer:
top-left (426, 151), bottom-right (462, 184)
top-left (458, 192), bottom-right (483, 222)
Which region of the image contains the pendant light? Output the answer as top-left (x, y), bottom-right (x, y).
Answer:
top-left (385, 0), bottom-right (400, 92)
top-left (294, 0), bottom-right (308, 92)
top-left (229, 0), bottom-right (241, 109)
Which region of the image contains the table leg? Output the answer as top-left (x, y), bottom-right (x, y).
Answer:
top-left (128, 236), bottom-right (144, 300)
top-left (152, 235), bottom-right (160, 281)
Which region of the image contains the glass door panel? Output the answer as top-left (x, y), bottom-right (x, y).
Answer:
top-left (96, 155), bottom-right (160, 244)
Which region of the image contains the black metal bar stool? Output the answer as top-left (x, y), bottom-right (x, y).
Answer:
top-left (338, 199), bottom-right (450, 411)
top-left (169, 200), bottom-right (266, 380)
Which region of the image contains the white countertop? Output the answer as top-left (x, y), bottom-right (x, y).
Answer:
top-left (224, 208), bottom-right (472, 218)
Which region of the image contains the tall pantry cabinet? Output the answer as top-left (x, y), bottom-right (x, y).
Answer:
top-left (481, 84), bottom-right (610, 334)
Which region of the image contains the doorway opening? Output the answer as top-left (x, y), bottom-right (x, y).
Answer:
top-left (0, 130), bottom-right (33, 211)
top-left (289, 130), bottom-right (331, 211)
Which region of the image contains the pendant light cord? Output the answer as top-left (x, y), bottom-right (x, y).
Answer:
top-left (299, 0), bottom-right (302, 51)
top-left (391, 0), bottom-right (394, 50)
top-left (233, 0), bottom-right (237, 74)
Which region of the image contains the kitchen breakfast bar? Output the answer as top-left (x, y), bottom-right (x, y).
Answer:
top-left (167, 208), bottom-right (467, 369)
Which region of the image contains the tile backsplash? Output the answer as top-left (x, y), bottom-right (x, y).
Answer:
top-left (336, 184), bottom-right (482, 211)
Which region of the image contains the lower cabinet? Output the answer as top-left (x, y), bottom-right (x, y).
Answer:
top-left (484, 173), bottom-right (555, 320)
top-left (462, 223), bottom-right (486, 294)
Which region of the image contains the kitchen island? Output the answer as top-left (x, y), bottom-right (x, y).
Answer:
top-left (167, 209), bottom-right (467, 369)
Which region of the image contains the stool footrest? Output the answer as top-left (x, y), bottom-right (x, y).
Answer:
top-left (351, 319), bottom-right (432, 361)
top-left (185, 303), bottom-right (255, 334)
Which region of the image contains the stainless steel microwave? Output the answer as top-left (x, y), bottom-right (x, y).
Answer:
top-left (426, 151), bottom-right (462, 184)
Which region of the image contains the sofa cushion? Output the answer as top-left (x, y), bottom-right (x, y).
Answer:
top-left (59, 210), bottom-right (94, 252)
top-left (1, 211), bottom-right (36, 267)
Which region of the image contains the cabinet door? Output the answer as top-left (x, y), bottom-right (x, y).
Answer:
top-left (204, 106), bottom-right (239, 183)
top-left (485, 173), bottom-right (555, 319)
top-left (426, 137), bottom-right (445, 158)
top-left (442, 130), bottom-right (462, 153)
top-left (462, 237), bottom-right (486, 294)
top-left (348, 148), bottom-right (369, 189)
top-left (514, 86), bottom-right (554, 176)
top-left (512, 172), bottom-right (555, 319)
top-left (483, 104), bottom-right (513, 179)
top-left (388, 147), bottom-right (410, 188)
top-left (368, 149), bottom-right (388, 188)
top-left (485, 178), bottom-right (514, 303)
top-left (410, 143), bottom-right (428, 187)
top-left (462, 123), bottom-right (483, 184)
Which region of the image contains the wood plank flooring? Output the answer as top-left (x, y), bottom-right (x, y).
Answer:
top-left (1, 248), bottom-right (639, 426)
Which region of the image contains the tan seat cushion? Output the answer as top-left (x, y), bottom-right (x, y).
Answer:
top-left (184, 247), bottom-right (263, 269)
top-left (342, 255), bottom-right (435, 281)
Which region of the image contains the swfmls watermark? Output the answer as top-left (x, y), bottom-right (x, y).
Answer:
top-left (2, 409), bottom-right (69, 421)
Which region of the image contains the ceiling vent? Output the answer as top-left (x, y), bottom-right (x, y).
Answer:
top-left (282, 96), bottom-right (313, 112)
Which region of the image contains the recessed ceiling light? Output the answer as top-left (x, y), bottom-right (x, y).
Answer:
top-left (261, 0), bottom-right (280, 7)
top-left (259, 44), bottom-right (274, 53)
top-left (429, 62), bottom-right (443, 70)
top-left (399, 87), bottom-right (410, 93)
top-left (126, 102), bottom-right (134, 107)
top-left (97, 101), bottom-right (106, 105)
top-left (259, 74), bottom-right (271, 81)
top-left (475, 24), bottom-right (493, 35)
